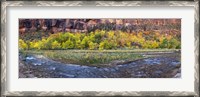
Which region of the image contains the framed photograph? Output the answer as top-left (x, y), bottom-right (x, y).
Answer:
top-left (1, 0), bottom-right (199, 97)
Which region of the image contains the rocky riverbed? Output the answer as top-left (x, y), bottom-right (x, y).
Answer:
top-left (19, 52), bottom-right (181, 78)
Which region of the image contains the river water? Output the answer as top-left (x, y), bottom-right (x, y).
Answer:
top-left (19, 52), bottom-right (181, 78)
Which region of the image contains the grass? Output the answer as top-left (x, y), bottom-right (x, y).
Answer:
top-left (21, 49), bottom-right (180, 67)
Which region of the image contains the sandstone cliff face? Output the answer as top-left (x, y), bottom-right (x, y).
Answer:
top-left (19, 19), bottom-right (181, 34)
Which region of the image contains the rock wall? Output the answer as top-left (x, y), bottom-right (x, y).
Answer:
top-left (19, 19), bottom-right (181, 34)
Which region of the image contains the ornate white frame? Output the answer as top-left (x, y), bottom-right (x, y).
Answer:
top-left (1, 0), bottom-right (199, 97)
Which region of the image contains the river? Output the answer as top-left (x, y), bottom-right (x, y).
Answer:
top-left (19, 51), bottom-right (181, 78)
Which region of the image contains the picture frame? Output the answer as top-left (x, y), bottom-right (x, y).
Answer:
top-left (1, 0), bottom-right (199, 97)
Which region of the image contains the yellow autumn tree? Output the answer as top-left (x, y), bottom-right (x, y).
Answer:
top-left (19, 39), bottom-right (28, 50)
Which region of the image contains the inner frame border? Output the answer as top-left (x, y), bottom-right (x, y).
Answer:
top-left (1, 0), bottom-right (199, 97)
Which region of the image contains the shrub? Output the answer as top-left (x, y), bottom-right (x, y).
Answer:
top-left (89, 42), bottom-right (98, 50)
top-left (99, 40), bottom-right (117, 50)
top-left (169, 38), bottom-right (181, 49)
top-left (151, 41), bottom-right (159, 48)
top-left (159, 38), bottom-right (169, 48)
top-left (58, 33), bottom-right (68, 43)
top-left (99, 41), bottom-right (105, 50)
top-left (107, 31), bottom-right (115, 39)
top-left (43, 38), bottom-right (52, 49)
top-left (94, 31), bottom-right (102, 43)
top-left (64, 39), bottom-right (74, 49)
top-left (19, 39), bottom-right (28, 50)
top-left (81, 36), bottom-right (90, 49)
top-left (126, 41), bottom-right (132, 48)
top-left (29, 42), bottom-right (34, 49)
top-left (51, 40), bottom-right (61, 49)
top-left (75, 39), bottom-right (82, 49)
top-left (33, 42), bottom-right (40, 49)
